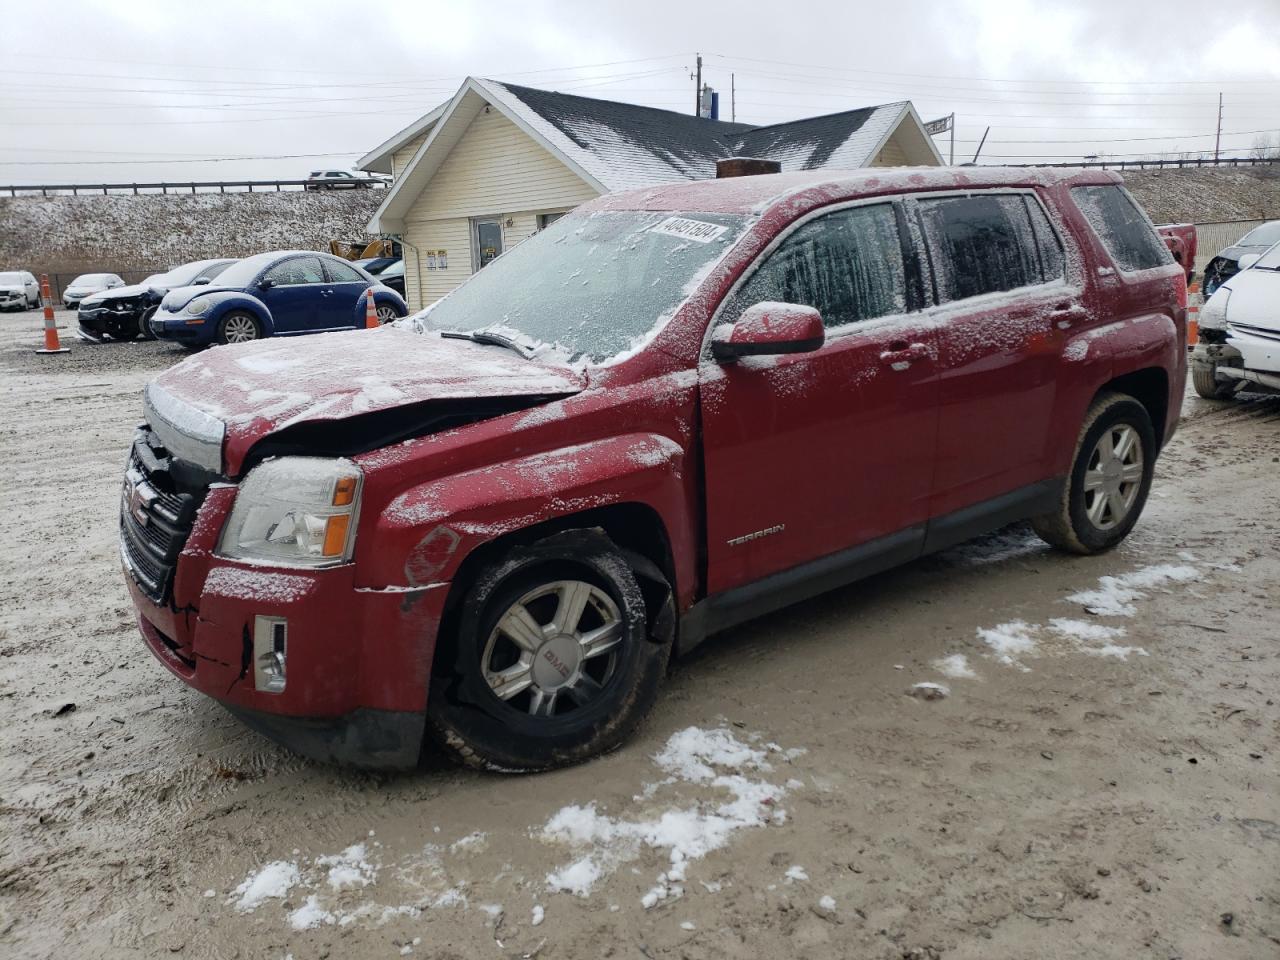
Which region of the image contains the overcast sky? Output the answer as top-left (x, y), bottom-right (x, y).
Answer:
top-left (3, 0), bottom-right (1280, 185)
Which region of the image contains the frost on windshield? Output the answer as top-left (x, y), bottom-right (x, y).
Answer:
top-left (403, 210), bottom-right (750, 364)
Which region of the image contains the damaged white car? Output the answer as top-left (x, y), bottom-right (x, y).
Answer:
top-left (1192, 240), bottom-right (1280, 399)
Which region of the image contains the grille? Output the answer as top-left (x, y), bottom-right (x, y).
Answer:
top-left (120, 430), bottom-right (209, 604)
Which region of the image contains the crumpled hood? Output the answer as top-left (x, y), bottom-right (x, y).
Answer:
top-left (90, 282), bottom-right (150, 302)
top-left (1215, 242), bottom-right (1272, 264)
top-left (145, 326), bottom-right (586, 475)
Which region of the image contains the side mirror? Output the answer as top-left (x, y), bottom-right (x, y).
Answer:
top-left (711, 302), bottom-right (824, 363)
top-left (193, 277), bottom-right (211, 286)
top-left (1237, 253), bottom-right (1262, 271)
top-left (258, 277), bottom-right (276, 290)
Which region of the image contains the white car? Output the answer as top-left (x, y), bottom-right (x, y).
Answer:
top-left (63, 273), bottom-right (124, 308)
top-left (0, 270), bottom-right (39, 310)
top-left (303, 169), bottom-right (383, 190)
top-left (1192, 240), bottom-right (1280, 399)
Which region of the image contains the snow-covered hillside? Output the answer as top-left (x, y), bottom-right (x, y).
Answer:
top-left (0, 191), bottom-right (383, 278)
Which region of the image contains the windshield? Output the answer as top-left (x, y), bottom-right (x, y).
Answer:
top-left (0, 272), bottom-right (23, 284)
top-left (1240, 222), bottom-right (1280, 248)
top-left (209, 252), bottom-right (280, 289)
top-left (1253, 241), bottom-right (1280, 270)
top-left (152, 259), bottom-right (233, 287)
top-left (408, 210), bottom-right (750, 363)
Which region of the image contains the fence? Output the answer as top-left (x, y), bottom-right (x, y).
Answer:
top-left (1191, 220), bottom-right (1269, 273)
top-left (0, 179), bottom-right (389, 197)
top-left (1006, 156), bottom-right (1280, 171)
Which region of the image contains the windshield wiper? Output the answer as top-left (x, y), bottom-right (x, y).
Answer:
top-left (440, 328), bottom-right (536, 360)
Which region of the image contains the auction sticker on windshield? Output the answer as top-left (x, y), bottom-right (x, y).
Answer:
top-left (650, 216), bottom-right (730, 243)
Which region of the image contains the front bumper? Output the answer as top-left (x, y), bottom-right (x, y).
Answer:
top-left (152, 312), bottom-right (208, 342)
top-left (125, 488), bottom-right (450, 768)
top-left (79, 302), bottom-right (143, 335)
top-left (1191, 334), bottom-right (1280, 391)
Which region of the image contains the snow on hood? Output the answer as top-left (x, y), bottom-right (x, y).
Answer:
top-left (88, 281), bottom-right (151, 301)
top-left (147, 326), bottom-right (586, 474)
top-left (1221, 267), bottom-right (1280, 332)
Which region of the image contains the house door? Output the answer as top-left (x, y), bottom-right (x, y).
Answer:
top-left (473, 219), bottom-right (503, 269)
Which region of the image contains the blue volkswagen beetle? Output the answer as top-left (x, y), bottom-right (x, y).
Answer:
top-left (151, 250), bottom-right (407, 347)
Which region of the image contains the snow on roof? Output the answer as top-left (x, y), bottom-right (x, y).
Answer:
top-left (367, 77), bottom-right (942, 232)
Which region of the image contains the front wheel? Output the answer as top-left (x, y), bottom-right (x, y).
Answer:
top-left (1032, 392), bottom-right (1157, 555)
top-left (217, 311), bottom-right (261, 345)
top-left (139, 306), bottom-right (159, 340)
top-left (375, 303), bottom-right (401, 325)
top-left (1192, 363), bottom-right (1237, 400)
top-left (427, 530), bottom-right (671, 772)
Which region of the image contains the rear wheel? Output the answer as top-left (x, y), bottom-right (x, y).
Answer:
top-left (1032, 392), bottom-right (1156, 555)
top-left (217, 311), bottom-right (261, 345)
top-left (427, 530), bottom-right (672, 772)
top-left (1192, 363), bottom-right (1238, 400)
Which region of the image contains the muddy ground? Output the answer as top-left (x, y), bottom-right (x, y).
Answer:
top-left (1, 310), bottom-right (1276, 960)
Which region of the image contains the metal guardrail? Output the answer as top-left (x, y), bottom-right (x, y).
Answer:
top-left (1003, 156), bottom-right (1280, 171)
top-left (0, 179), bottom-right (390, 197)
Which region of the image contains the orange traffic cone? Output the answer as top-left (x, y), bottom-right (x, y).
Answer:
top-left (364, 289), bottom-right (379, 329)
top-left (36, 274), bottom-right (69, 355)
top-left (1186, 280), bottom-right (1200, 347)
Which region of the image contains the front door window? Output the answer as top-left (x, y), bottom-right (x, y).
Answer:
top-left (474, 220), bottom-right (503, 269)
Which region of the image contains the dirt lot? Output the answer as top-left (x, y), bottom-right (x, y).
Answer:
top-left (1, 310), bottom-right (1277, 960)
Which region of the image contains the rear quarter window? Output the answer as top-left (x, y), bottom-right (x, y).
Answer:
top-left (1070, 184), bottom-right (1173, 272)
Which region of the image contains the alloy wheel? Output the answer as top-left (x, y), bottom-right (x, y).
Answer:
top-left (376, 304), bottom-right (398, 324)
top-left (222, 315), bottom-right (258, 343)
top-left (1082, 424), bottom-right (1144, 530)
top-left (481, 579), bottom-right (622, 717)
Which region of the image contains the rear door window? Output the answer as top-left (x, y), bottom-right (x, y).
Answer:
top-left (323, 259), bottom-right (366, 283)
top-left (722, 202), bottom-right (908, 330)
top-left (916, 193), bottom-right (1052, 303)
top-left (1070, 184), bottom-right (1173, 272)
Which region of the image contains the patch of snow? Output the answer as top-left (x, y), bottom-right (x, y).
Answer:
top-left (784, 865), bottom-right (809, 883)
top-left (819, 894), bottom-right (837, 911)
top-left (288, 895), bottom-right (335, 931)
top-left (1067, 564), bottom-right (1200, 616)
top-left (680, 920), bottom-right (697, 930)
top-left (316, 843), bottom-right (375, 890)
top-left (932, 653), bottom-right (977, 679)
top-left (909, 681), bottom-right (950, 700)
top-left (545, 856), bottom-right (603, 897)
top-left (977, 620), bottom-right (1039, 670)
top-left (448, 831), bottom-right (486, 854)
top-left (531, 905), bottom-right (545, 926)
top-left (231, 860), bottom-right (300, 912)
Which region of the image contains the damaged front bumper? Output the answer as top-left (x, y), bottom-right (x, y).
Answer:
top-left (125, 490), bottom-right (450, 768)
top-left (1192, 335), bottom-right (1280, 392)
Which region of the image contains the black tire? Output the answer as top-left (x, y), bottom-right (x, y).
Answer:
top-left (216, 311), bottom-right (262, 345)
top-left (375, 302), bottom-right (402, 325)
top-left (1192, 363), bottom-right (1237, 400)
top-left (427, 529), bottom-right (673, 772)
top-left (1032, 392), bottom-right (1157, 555)
top-left (139, 306), bottom-right (159, 341)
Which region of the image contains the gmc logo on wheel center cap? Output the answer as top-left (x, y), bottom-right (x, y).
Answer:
top-left (542, 648), bottom-right (572, 680)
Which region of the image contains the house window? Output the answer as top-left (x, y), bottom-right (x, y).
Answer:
top-left (538, 212), bottom-right (567, 230)
top-left (472, 218), bottom-right (503, 269)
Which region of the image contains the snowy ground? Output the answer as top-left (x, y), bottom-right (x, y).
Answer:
top-left (1, 310), bottom-right (1277, 959)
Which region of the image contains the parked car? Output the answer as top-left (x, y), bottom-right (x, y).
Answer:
top-left (304, 170), bottom-right (384, 191)
top-left (0, 271), bottom-right (40, 310)
top-left (351, 256), bottom-right (400, 275)
top-left (149, 250), bottom-right (406, 347)
top-left (377, 258), bottom-right (405, 297)
top-left (1156, 223), bottom-right (1196, 284)
top-left (1191, 240), bottom-right (1280, 399)
top-left (122, 168), bottom-right (1185, 770)
top-left (63, 273), bottom-right (124, 308)
top-left (1202, 220), bottom-right (1280, 294)
top-left (78, 258), bottom-right (237, 342)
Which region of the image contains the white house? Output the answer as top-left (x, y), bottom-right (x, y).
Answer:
top-left (359, 77), bottom-right (943, 310)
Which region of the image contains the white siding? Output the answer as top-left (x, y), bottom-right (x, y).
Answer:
top-left (872, 134), bottom-right (909, 167)
top-left (396, 109), bottom-right (597, 309)
top-left (391, 132), bottom-right (430, 180)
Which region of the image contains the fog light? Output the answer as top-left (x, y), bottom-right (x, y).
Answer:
top-left (253, 615), bottom-right (287, 693)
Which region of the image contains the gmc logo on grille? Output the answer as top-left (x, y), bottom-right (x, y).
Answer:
top-left (124, 478), bottom-right (149, 527)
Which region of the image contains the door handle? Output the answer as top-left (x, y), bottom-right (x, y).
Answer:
top-left (1049, 302), bottom-right (1088, 329)
top-left (879, 341), bottom-right (929, 371)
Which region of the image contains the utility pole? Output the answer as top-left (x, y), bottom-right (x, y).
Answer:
top-left (949, 112), bottom-right (955, 166)
top-left (1214, 92), bottom-right (1223, 163)
top-left (731, 73), bottom-right (736, 123)
top-left (694, 53), bottom-right (702, 116)
top-left (972, 126), bottom-right (990, 164)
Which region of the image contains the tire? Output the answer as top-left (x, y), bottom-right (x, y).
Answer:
top-left (216, 311), bottom-right (261, 345)
top-left (375, 302), bottom-right (401, 325)
top-left (1192, 363), bottom-right (1237, 400)
top-left (427, 529), bottom-right (673, 772)
top-left (139, 306), bottom-right (159, 341)
top-left (1032, 392), bottom-right (1157, 555)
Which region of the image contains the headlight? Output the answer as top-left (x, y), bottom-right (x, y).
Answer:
top-left (218, 458), bottom-right (362, 568)
top-left (184, 297), bottom-right (211, 316)
top-left (1199, 288), bottom-right (1230, 329)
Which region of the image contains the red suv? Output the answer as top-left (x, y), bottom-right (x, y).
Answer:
top-left (122, 168), bottom-right (1186, 770)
